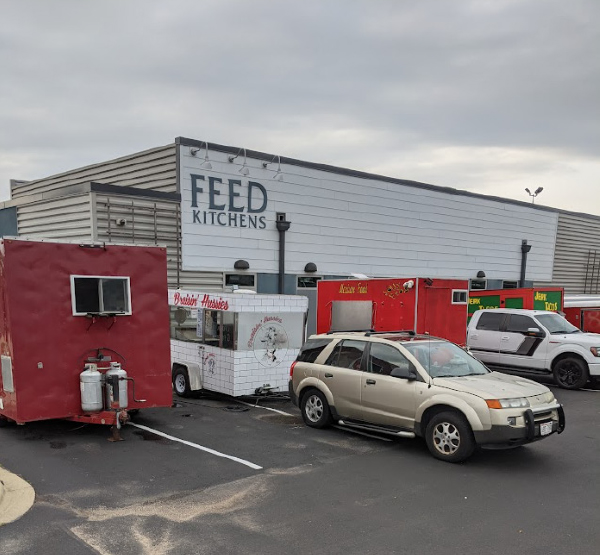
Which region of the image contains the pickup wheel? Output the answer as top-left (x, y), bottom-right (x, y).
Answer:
top-left (425, 411), bottom-right (475, 463)
top-left (300, 389), bottom-right (333, 429)
top-left (553, 357), bottom-right (589, 390)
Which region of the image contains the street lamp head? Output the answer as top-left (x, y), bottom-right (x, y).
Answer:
top-left (535, 187), bottom-right (544, 195)
top-left (525, 188), bottom-right (531, 194)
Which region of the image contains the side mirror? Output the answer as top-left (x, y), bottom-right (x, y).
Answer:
top-left (526, 327), bottom-right (544, 337)
top-left (390, 365), bottom-right (418, 381)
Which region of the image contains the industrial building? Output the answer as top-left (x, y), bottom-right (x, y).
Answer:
top-left (1, 137), bottom-right (599, 333)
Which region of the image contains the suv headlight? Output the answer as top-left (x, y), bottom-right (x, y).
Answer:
top-left (486, 398), bottom-right (530, 409)
top-left (590, 347), bottom-right (600, 357)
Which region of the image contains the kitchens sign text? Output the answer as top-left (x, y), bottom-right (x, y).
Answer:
top-left (190, 174), bottom-right (268, 229)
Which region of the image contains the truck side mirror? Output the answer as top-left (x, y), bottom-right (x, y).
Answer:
top-left (527, 327), bottom-right (544, 337)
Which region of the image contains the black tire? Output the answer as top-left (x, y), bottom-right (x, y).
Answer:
top-left (0, 415), bottom-right (9, 428)
top-left (553, 357), bottom-right (589, 390)
top-left (300, 389), bottom-right (333, 429)
top-left (173, 368), bottom-right (191, 397)
top-left (425, 411), bottom-right (475, 463)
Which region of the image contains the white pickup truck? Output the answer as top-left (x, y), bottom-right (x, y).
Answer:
top-left (467, 308), bottom-right (600, 389)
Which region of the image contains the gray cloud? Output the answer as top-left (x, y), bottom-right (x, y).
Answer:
top-left (1, 0), bottom-right (599, 213)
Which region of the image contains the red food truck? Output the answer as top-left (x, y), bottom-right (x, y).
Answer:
top-left (563, 295), bottom-right (600, 333)
top-left (468, 287), bottom-right (564, 322)
top-left (317, 277), bottom-right (469, 344)
top-left (0, 238), bottom-right (172, 437)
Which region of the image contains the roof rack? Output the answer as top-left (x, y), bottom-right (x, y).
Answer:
top-left (326, 329), bottom-right (375, 335)
top-left (365, 330), bottom-right (416, 336)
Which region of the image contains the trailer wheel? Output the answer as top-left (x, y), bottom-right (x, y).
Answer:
top-left (173, 368), bottom-right (191, 397)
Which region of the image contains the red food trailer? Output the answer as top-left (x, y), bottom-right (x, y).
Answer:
top-left (0, 238), bottom-right (172, 436)
top-left (468, 287), bottom-right (563, 322)
top-left (563, 295), bottom-right (600, 333)
top-left (317, 277), bottom-right (469, 344)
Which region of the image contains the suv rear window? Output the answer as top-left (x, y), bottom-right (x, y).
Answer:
top-left (325, 339), bottom-right (367, 370)
top-left (476, 312), bottom-right (504, 331)
top-left (296, 338), bottom-right (333, 363)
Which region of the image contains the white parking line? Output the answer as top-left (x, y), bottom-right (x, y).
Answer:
top-left (236, 401), bottom-right (295, 416)
top-left (128, 422), bottom-right (263, 470)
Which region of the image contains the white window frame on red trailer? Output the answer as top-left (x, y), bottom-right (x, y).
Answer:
top-left (70, 275), bottom-right (132, 316)
top-left (169, 289), bottom-right (308, 397)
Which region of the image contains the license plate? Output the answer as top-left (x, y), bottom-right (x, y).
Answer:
top-left (540, 421), bottom-right (553, 436)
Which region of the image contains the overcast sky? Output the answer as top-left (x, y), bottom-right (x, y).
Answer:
top-left (1, 0), bottom-right (598, 214)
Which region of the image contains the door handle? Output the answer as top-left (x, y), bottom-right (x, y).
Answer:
top-left (366, 379), bottom-right (376, 385)
top-left (324, 373), bottom-right (333, 378)
top-left (501, 336), bottom-right (509, 341)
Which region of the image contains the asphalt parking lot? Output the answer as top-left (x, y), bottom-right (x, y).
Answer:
top-left (0, 383), bottom-right (599, 555)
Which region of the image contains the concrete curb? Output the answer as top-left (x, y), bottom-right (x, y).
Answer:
top-left (0, 466), bottom-right (35, 526)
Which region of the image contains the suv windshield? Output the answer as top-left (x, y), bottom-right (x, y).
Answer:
top-left (402, 341), bottom-right (490, 378)
top-left (536, 314), bottom-right (581, 334)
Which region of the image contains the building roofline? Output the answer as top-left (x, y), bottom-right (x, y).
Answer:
top-left (176, 136), bottom-right (600, 222)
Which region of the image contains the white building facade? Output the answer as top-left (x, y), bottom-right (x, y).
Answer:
top-left (1, 136), bottom-right (599, 336)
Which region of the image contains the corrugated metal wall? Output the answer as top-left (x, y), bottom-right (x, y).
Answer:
top-left (17, 194), bottom-right (93, 241)
top-left (93, 193), bottom-right (223, 291)
top-left (538, 212), bottom-right (600, 293)
top-left (11, 144), bottom-right (177, 199)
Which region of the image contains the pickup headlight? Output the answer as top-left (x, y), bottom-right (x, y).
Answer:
top-left (486, 398), bottom-right (530, 409)
top-left (590, 347), bottom-right (600, 357)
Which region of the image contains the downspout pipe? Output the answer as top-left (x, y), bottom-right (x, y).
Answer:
top-left (520, 239), bottom-right (532, 287)
top-left (276, 213), bottom-right (291, 294)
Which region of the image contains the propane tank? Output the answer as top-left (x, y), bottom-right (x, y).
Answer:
top-left (104, 362), bottom-right (128, 410)
top-left (80, 363), bottom-right (103, 412)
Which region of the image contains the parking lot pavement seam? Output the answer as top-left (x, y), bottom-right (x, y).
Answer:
top-left (0, 466), bottom-right (35, 526)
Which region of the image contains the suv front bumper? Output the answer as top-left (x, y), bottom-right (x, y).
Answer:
top-left (474, 404), bottom-right (565, 448)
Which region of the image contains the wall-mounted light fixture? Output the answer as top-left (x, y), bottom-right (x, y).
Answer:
top-left (477, 270), bottom-right (486, 278)
top-left (228, 148), bottom-right (249, 176)
top-left (304, 262), bottom-right (317, 273)
top-left (234, 259), bottom-right (250, 270)
top-left (262, 155), bottom-right (283, 181)
top-left (190, 142), bottom-right (212, 169)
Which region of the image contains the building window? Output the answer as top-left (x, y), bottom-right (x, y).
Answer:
top-left (452, 290), bottom-right (468, 304)
top-left (224, 273), bottom-right (256, 289)
top-left (297, 276), bottom-right (322, 289)
top-left (470, 279), bottom-right (487, 290)
top-left (71, 276), bottom-right (131, 316)
top-left (502, 281), bottom-right (519, 289)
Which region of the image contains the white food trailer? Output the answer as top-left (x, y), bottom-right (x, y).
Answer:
top-left (169, 289), bottom-right (308, 397)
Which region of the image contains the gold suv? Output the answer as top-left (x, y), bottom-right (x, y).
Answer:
top-left (289, 331), bottom-right (565, 463)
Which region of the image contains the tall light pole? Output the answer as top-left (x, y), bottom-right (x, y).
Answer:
top-left (525, 187), bottom-right (544, 203)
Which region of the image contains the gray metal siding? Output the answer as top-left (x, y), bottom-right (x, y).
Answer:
top-left (12, 145), bottom-right (177, 199)
top-left (93, 193), bottom-right (222, 290)
top-left (17, 194), bottom-right (93, 241)
top-left (537, 212), bottom-right (600, 293)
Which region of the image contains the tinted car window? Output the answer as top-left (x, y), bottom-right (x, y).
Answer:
top-left (476, 312), bottom-right (504, 331)
top-left (506, 314), bottom-right (537, 333)
top-left (368, 343), bottom-right (411, 375)
top-left (296, 338), bottom-right (333, 363)
top-left (325, 340), bottom-right (366, 370)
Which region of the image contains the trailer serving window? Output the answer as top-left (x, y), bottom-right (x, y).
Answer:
top-left (71, 276), bottom-right (131, 316)
top-left (170, 307), bottom-right (236, 349)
